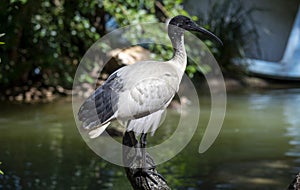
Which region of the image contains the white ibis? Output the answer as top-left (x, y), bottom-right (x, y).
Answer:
top-left (78, 15), bottom-right (221, 138)
top-left (78, 15), bottom-right (221, 182)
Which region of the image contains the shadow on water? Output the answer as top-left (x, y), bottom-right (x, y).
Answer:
top-left (0, 89), bottom-right (300, 189)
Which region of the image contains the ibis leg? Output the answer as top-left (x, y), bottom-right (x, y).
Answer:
top-left (132, 133), bottom-right (166, 185)
top-left (140, 133), bottom-right (147, 169)
top-left (123, 131), bottom-right (168, 189)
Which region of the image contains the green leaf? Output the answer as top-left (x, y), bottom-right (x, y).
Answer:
top-left (0, 162), bottom-right (3, 175)
top-left (84, 75), bottom-right (94, 83)
top-left (0, 42), bottom-right (5, 45)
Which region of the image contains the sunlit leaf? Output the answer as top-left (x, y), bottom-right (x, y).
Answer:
top-left (0, 162), bottom-right (3, 175)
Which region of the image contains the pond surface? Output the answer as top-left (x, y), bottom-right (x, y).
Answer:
top-left (0, 89), bottom-right (300, 190)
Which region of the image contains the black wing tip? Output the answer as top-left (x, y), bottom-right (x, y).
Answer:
top-left (77, 82), bottom-right (118, 129)
top-left (77, 96), bottom-right (95, 121)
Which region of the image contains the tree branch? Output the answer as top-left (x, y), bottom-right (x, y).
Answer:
top-left (122, 131), bottom-right (171, 190)
top-left (288, 172), bottom-right (300, 190)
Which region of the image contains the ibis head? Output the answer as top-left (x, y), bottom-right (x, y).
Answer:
top-left (168, 15), bottom-right (223, 45)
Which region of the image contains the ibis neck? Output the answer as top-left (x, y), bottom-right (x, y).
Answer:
top-left (168, 28), bottom-right (187, 75)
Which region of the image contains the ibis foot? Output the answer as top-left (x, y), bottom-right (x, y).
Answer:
top-left (133, 167), bottom-right (166, 183)
top-left (123, 131), bottom-right (170, 189)
top-left (133, 167), bottom-right (167, 189)
top-left (131, 132), bottom-right (167, 189)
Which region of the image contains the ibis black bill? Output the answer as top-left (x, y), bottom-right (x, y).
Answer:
top-left (168, 15), bottom-right (223, 45)
top-left (183, 20), bottom-right (223, 46)
top-left (194, 26), bottom-right (223, 46)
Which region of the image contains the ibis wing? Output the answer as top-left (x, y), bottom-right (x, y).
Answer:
top-left (117, 76), bottom-right (177, 120)
top-left (78, 72), bottom-right (123, 130)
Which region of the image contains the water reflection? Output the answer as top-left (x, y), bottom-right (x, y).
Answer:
top-left (248, 89), bottom-right (300, 169)
top-left (0, 90), bottom-right (300, 189)
top-left (283, 90), bottom-right (300, 172)
top-left (0, 100), bottom-right (130, 190)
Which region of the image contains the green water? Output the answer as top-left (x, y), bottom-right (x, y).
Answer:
top-left (0, 89), bottom-right (300, 190)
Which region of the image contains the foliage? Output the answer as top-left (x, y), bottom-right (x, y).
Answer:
top-left (197, 0), bottom-right (260, 77)
top-left (0, 33), bottom-right (5, 45)
top-left (0, 33), bottom-right (4, 65)
top-left (0, 162), bottom-right (3, 175)
top-left (0, 0), bottom-right (195, 90)
top-left (0, 0), bottom-right (106, 89)
top-left (0, 0), bottom-right (258, 91)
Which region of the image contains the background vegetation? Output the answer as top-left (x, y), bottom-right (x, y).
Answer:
top-left (198, 0), bottom-right (259, 77)
top-left (0, 0), bottom-right (257, 96)
top-left (0, 162), bottom-right (3, 175)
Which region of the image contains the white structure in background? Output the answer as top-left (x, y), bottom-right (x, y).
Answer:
top-left (185, 0), bottom-right (300, 80)
top-left (244, 6), bottom-right (300, 80)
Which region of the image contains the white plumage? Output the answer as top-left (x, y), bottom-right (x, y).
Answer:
top-left (79, 59), bottom-right (184, 138)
